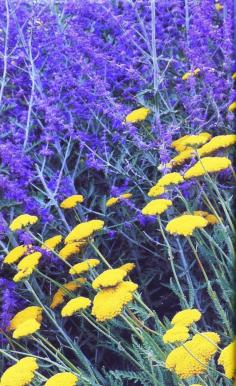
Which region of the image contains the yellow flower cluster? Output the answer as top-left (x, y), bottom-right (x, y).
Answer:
top-left (10, 306), bottom-right (43, 331)
top-left (193, 210), bottom-right (219, 224)
top-left (92, 268), bottom-right (127, 289)
top-left (0, 357), bottom-right (38, 386)
top-left (9, 214), bottom-right (38, 231)
top-left (106, 192), bottom-right (132, 207)
top-left (197, 134), bottom-right (236, 157)
top-left (166, 148), bottom-right (196, 168)
top-left (218, 338), bottom-right (236, 379)
top-left (182, 68), bottom-right (200, 80)
top-left (69, 259), bottom-right (100, 275)
top-left (148, 173), bottom-right (184, 197)
top-left (65, 219), bottom-right (104, 243)
top-left (147, 185), bottom-right (165, 197)
top-left (4, 245), bottom-right (29, 264)
top-left (119, 262), bottom-right (135, 273)
top-left (215, 2), bottom-right (223, 10)
top-left (13, 251), bottom-right (42, 283)
top-left (125, 107), bottom-right (150, 123)
top-left (142, 199), bottom-right (172, 215)
top-left (163, 325), bottom-right (189, 344)
top-left (171, 132), bottom-right (211, 152)
top-left (44, 372), bottom-right (78, 386)
top-left (228, 101), bottom-right (236, 112)
top-left (50, 279), bottom-right (86, 309)
top-left (58, 241), bottom-right (86, 260)
top-left (13, 318), bottom-right (40, 339)
top-left (184, 157), bottom-right (231, 179)
top-left (61, 296), bottom-right (91, 317)
top-left (42, 235), bottom-right (62, 250)
top-left (171, 309), bottom-right (202, 326)
top-left (166, 214), bottom-right (208, 236)
top-left (60, 194), bottom-right (84, 209)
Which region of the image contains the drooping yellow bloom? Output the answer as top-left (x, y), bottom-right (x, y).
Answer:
top-left (65, 219), bottom-right (104, 244)
top-left (0, 357), bottom-right (38, 386)
top-left (172, 132), bottom-right (211, 152)
top-left (171, 309), bottom-right (202, 327)
top-left (50, 278), bottom-right (86, 309)
top-left (17, 252), bottom-right (42, 271)
top-left (92, 281), bottom-right (138, 322)
top-left (42, 235), bottom-right (62, 250)
top-left (92, 268), bottom-right (127, 289)
top-left (106, 193), bottom-right (132, 207)
top-left (141, 199), bottom-right (172, 216)
top-left (10, 306), bottom-right (43, 331)
top-left (165, 332), bottom-right (220, 379)
top-left (9, 214), bottom-right (38, 231)
top-left (215, 2), bottom-right (223, 10)
top-left (13, 318), bottom-right (40, 339)
top-left (182, 68), bottom-right (200, 80)
top-left (197, 134), bottom-right (236, 157)
top-left (4, 245), bottom-right (28, 264)
top-left (218, 338), bottom-right (236, 379)
top-left (58, 241), bottom-right (86, 260)
top-left (44, 372), bottom-right (78, 386)
top-left (163, 325), bottom-right (189, 344)
top-left (147, 185), bottom-right (165, 197)
top-left (166, 215), bottom-right (208, 236)
top-left (69, 259), bottom-right (100, 275)
top-left (184, 157), bottom-right (231, 179)
top-left (125, 107), bottom-right (150, 123)
top-left (228, 101), bottom-right (236, 112)
top-left (60, 194), bottom-right (84, 209)
top-left (13, 268), bottom-right (33, 283)
top-left (119, 262), bottom-right (135, 274)
top-left (166, 148), bottom-right (196, 168)
top-left (193, 211), bottom-right (219, 224)
top-left (61, 296), bottom-right (91, 317)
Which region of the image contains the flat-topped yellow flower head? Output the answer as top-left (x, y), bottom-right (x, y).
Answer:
top-left (172, 132), bottom-right (211, 152)
top-left (184, 156), bottom-right (231, 179)
top-left (228, 101), bottom-right (236, 112)
top-left (17, 252), bottom-right (42, 271)
top-left (0, 357), bottom-right (38, 386)
top-left (148, 185), bottom-right (165, 197)
top-left (42, 235), bottom-right (62, 250)
top-left (198, 134), bottom-right (236, 157)
top-left (142, 199), bottom-right (172, 216)
top-left (69, 259), bottom-right (100, 275)
top-left (58, 241), bottom-right (86, 260)
top-left (218, 338), bottom-right (236, 379)
top-left (4, 245), bottom-right (29, 264)
top-left (44, 372), bottom-right (78, 386)
top-left (171, 309), bottom-right (202, 327)
top-left (125, 107), bottom-right (150, 123)
top-left (92, 268), bottom-right (127, 289)
top-left (106, 192), bottom-right (132, 207)
top-left (9, 214), bottom-right (38, 231)
top-left (13, 268), bottom-right (33, 282)
top-left (156, 172), bottom-right (184, 187)
top-left (13, 318), bottom-right (41, 339)
top-left (163, 325), bottom-right (189, 344)
top-left (119, 262), bottom-right (135, 274)
top-left (61, 296), bottom-right (91, 317)
top-left (65, 219), bottom-right (104, 244)
top-left (50, 278), bottom-right (86, 309)
top-left (166, 215), bottom-right (208, 236)
top-left (60, 194), bottom-right (84, 209)
top-left (10, 306), bottom-right (43, 331)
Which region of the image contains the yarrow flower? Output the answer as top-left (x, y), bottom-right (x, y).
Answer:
top-left (92, 268), bottom-right (127, 289)
top-left (50, 279), bottom-right (86, 309)
top-left (42, 235), bottom-right (62, 250)
top-left (171, 309), bottom-right (202, 327)
top-left (197, 134), bottom-right (236, 157)
top-left (69, 259), bottom-right (100, 275)
top-left (125, 107), bottom-right (150, 123)
top-left (0, 357), bottom-right (38, 386)
top-left (4, 245), bottom-right (29, 264)
top-left (9, 214), bottom-right (38, 231)
top-left (119, 262), bottom-right (135, 274)
top-left (17, 252), bottom-right (42, 271)
top-left (193, 211), bottom-right (219, 224)
top-left (44, 372), bottom-right (78, 386)
top-left (155, 172), bottom-right (184, 187)
top-left (215, 1), bottom-right (223, 10)
top-left (65, 220), bottom-right (104, 243)
top-left (13, 268), bottom-right (33, 283)
top-left (184, 157), bottom-right (232, 179)
top-left (60, 194), bottom-right (84, 209)
top-left (141, 199), bottom-right (172, 216)
top-left (12, 318), bottom-right (40, 339)
top-left (228, 101), bottom-right (236, 112)
top-left (166, 148), bottom-right (196, 168)
top-left (172, 132), bottom-right (211, 152)
top-left (9, 306), bottom-right (43, 330)
top-left (147, 185), bottom-right (165, 197)
top-left (58, 241), bottom-right (86, 260)
top-left (106, 193), bottom-right (132, 207)
top-left (61, 296), bottom-right (91, 317)
top-left (163, 325), bottom-right (190, 344)
top-left (218, 338), bottom-right (236, 379)
top-left (166, 215), bottom-right (208, 236)
top-left (182, 68), bottom-right (200, 80)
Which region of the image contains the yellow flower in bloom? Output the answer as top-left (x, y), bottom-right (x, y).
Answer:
top-left (4, 245), bottom-right (28, 264)
top-left (165, 332), bottom-right (220, 379)
top-left (232, 72), bottom-right (236, 80)
top-left (147, 185), bottom-right (165, 197)
top-left (0, 357), bottom-right (38, 386)
top-left (60, 194), bottom-right (84, 209)
top-left (9, 214), bottom-right (38, 231)
top-left (65, 219), bottom-right (104, 244)
top-left (218, 338), bottom-right (236, 379)
top-left (13, 268), bottom-right (33, 283)
top-left (166, 215), bottom-right (208, 236)
top-left (44, 372), bottom-right (78, 386)
top-left (125, 107), bottom-right (150, 123)
top-left (193, 211), bottom-right (219, 225)
top-left (172, 132), bottom-right (211, 152)
top-left (182, 68), bottom-right (200, 80)
top-left (156, 172), bottom-right (184, 187)
top-left (92, 281), bottom-right (138, 322)
top-left (228, 101), bottom-right (236, 112)
top-left (58, 241), bottom-right (86, 260)
top-left (17, 252), bottom-right (42, 271)
top-left (197, 134), bottom-right (236, 157)
top-left (106, 193), bottom-right (132, 207)
top-left (50, 278), bottom-right (86, 309)
top-left (42, 235), bottom-right (62, 250)
top-left (184, 157), bottom-right (231, 179)
top-left (10, 306), bottom-right (43, 331)
top-left (61, 296), bottom-right (91, 317)
top-left (189, 384), bottom-right (203, 386)
top-left (119, 262), bottom-right (135, 274)
top-left (92, 268), bottom-right (127, 289)
top-left (171, 309), bottom-right (202, 327)
top-left (141, 199), bottom-right (172, 216)
top-left (13, 318), bottom-right (40, 339)
top-left (163, 325), bottom-right (189, 344)
top-left (166, 148), bottom-right (196, 168)
top-left (69, 259), bottom-right (100, 275)
top-left (215, 2), bottom-right (223, 10)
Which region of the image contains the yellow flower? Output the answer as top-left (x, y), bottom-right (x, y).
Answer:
top-left (163, 325), bottom-right (189, 344)
top-left (60, 194), bottom-right (84, 209)
top-left (125, 107), bottom-right (150, 123)
top-left (166, 148), bottom-right (195, 168)
top-left (171, 309), bottom-right (202, 327)
top-left (106, 193), bottom-right (132, 207)
top-left (92, 268), bottom-right (127, 289)
top-left (147, 185), bottom-right (165, 197)
top-left (215, 2), bottom-right (223, 10)
top-left (17, 252), bottom-right (42, 271)
top-left (58, 241), bottom-right (86, 260)
top-left (156, 172), bottom-right (184, 187)
top-left (9, 214), bottom-right (38, 231)
top-left (4, 245), bottom-right (28, 264)
top-left (0, 357), bottom-right (38, 386)
top-left (228, 101), bottom-right (236, 112)
top-left (9, 306), bottom-right (43, 331)
top-left (232, 72), bottom-right (236, 80)
top-left (119, 262), bottom-right (135, 273)
top-left (44, 372), bottom-right (78, 386)
top-left (69, 259), bottom-right (100, 275)
top-left (92, 281), bottom-right (138, 322)
top-left (50, 279), bottom-right (86, 309)
top-left (182, 68), bottom-right (200, 80)
top-left (218, 338), bottom-right (236, 379)
top-left (13, 268), bottom-right (33, 282)
top-left (184, 157), bottom-right (231, 179)
top-left (197, 134), bottom-right (236, 157)
top-left (172, 132), bottom-right (211, 152)
top-left (61, 296), bottom-right (91, 317)
top-left (13, 318), bottom-right (40, 339)
top-left (166, 215), bottom-right (208, 236)
top-left (141, 199), bottom-right (172, 215)
top-left (42, 235), bottom-right (62, 250)
top-left (193, 211), bottom-right (219, 224)
top-left (65, 219), bottom-right (104, 244)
